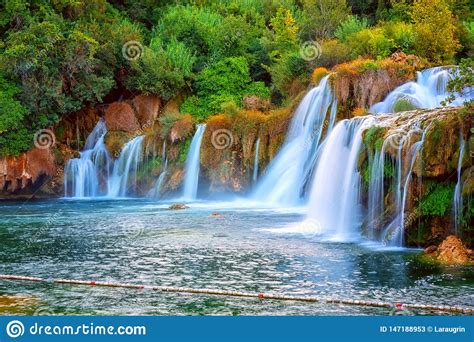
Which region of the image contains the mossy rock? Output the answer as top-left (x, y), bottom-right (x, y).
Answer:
top-left (104, 131), bottom-right (135, 157)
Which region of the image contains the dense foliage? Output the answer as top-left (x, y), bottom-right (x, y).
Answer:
top-left (0, 0), bottom-right (472, 156)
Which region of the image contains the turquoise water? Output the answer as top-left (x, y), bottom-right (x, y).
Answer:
top-left (0, 199), bottom-right (473, 315)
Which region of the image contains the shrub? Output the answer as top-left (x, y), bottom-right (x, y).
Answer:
top-left (382, 21), bottom-right (415, 53)
top-left (348, 27), bottom-right (395, 59)
top-left (334, 15), bottom-right (368, 42)
top-left (181, 57), bottom-right (270, 120)
top-left (314, 39), bottom-right (352, 68)
top-left (125, 38), bottom-right (196, 100)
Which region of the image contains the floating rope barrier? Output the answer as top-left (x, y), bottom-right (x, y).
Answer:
top-left (1, 274), bottom-right (472, 314)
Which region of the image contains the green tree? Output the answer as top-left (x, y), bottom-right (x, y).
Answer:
top-left (299, 0), bottom-right (350, 40)
top-left (411, 0), bottom-right (460, 63)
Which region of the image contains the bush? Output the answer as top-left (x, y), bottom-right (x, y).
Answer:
top-left (125, 38), bottom-right (196, 100)
top-left (348, 27), bottom-right (395, 59)
top-left (334, 15), bottom-right (368, 42)
top-left (314, 39), bottom-right (352, 68)
top-left (181, 57), bottom-right (270, 120)
top-left (382, 21), bottom-right (415, 52)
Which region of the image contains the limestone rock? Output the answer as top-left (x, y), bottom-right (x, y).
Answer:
top-left (131, 94), bottom-right (161, 129)
top-left (169, 203), bottom-right (189, 210)
top-left (104, 102), bottom-right (140, 133)
top-left (435, 236), bottom-right (472, 264)
top-left (0, 148), bottom-right (56, 193)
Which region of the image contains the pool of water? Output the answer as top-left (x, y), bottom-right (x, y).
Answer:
top-left (0, 199), bottom-right (473, 315)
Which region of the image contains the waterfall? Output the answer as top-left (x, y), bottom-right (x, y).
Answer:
top-left (182, 124), bottom-right (206, 200)
top-left (253, 76), bottom-right (337, 205)
top-left (64, 119), bottom-right (111, 198)
top-left (148, 141), bottom-right (168, 199)
top-left (370, 67), bottom-right (473, 114)
top-left (366, 141), bottom-right (389, 240)
top-left (107, 135), bottom-right (145, 198)
top-left (306, 118), bottom-right (370, 241)
top-left (252, 138), bottom-right (260, 183)
top-left (453, 133), bottom-right (465, 235)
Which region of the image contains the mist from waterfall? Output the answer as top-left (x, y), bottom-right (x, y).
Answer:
top-left (182, 124), bottom-right (207, 200)
top-left (252, 76), bottom-right (337, 205)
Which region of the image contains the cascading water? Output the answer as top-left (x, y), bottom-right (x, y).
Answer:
top-left (306, 118), bottom-right (370, 241)
top-left (64, 119), bottom-right (111, 198)
top-left (253, 138), bottom-right (260, 183)
top-left (381, 126), bottom-right (428, 247)
top-left (107, 135), bottom-right (145, 198)
top-left (453, 133), bottom-right (465, 235)
top-left (148, 141), bottom-right (168, 199)
top-left (370, 67), bottom-right (473, 114)
top-left (253, 76), bottom-right (337, 205)
top-left (182, 124), bottom-right (206, 200)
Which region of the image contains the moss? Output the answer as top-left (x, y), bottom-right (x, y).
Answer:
top-left (178, 139), bottom-right (191, 164)
top-left (363, 126), bottom-right (386, 151)
top-left (393, 97), bottom-right (417, 112)
top-left (417, 182), bottom-right (455, 216)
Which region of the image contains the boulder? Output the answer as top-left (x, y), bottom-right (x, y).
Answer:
top-left (435, 236), bottom-right (472, 264)
top-left (104, 102), bottom-right (140, 133)
top-left (169, 203), bottom-right (189, 210)
top-left (131, 94), bottom-right (161, 129)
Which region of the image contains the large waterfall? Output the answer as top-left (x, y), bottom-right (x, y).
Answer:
top-left (253, 76), bottom-right (337, 205)
top-left (182, 124), bottom-right (207, 200)
top-left (306, 118), bottom-right (370, 241)
top-left (370, 67), bottom-right (470, 113)
top-left (64, 119), bottom-right (111, 198)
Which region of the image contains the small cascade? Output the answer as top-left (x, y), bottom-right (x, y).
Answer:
top-left (366, 141), bottom-right (389, 240)
top-left (64, 119), bottom-right (111, 197)
top-left (306, 118), bottom-right (370, 241)
top-left (370, 67), bottom-right (473, 114)
top-left (107, 135), bottom-right (145, 198)
top-left (182, 124), bottom-right (207, 200)
top-left (381, 126), bottom-right (427, 246)
top-left (453, 133), bottom-right (465, 235)
top-left (252, 138), bottom-right (260, 183)
top-left (148, 141), bottom-right (168, 199)
top-left (253, 76), bottom-right (337, 205)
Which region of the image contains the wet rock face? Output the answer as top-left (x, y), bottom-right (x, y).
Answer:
top-left (104, 102), bottom-right (141, 133)
top-left (425, 235), bottom-right (473, 264)
top-left (0, 148), bottom-right (55, 193)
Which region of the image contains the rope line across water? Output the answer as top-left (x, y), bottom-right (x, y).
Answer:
top-left (1, 274), bottom-right (472, 314)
